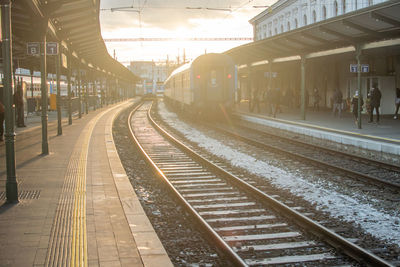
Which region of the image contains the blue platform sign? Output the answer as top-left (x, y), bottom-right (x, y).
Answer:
top-left (350, 64), bottom-right (369, 73)
top-left (361, 64), bottom-right (369, 73)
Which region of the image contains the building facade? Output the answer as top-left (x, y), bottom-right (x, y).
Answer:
top-left (251, 0), bottom-right (388, 41)
top-left (128, 61), bottom-right (168, 95)
top-left (244, 0), bottom-right (399, 115)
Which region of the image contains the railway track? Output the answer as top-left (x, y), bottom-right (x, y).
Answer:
top-left (206, 119), bottom-right (400, 191)
top-left (128, 101), bottom-right (393, 266)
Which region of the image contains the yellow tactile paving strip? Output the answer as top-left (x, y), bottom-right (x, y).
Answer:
top-left (45, 112), bottom-right (102, 267)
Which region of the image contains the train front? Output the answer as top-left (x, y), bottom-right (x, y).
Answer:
top-left (191, 53), bottom-right (236, 117)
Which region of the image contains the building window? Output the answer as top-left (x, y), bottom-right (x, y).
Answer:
top-left (303, 14), bottom-right (307, 26)
top-left (334, 1), bottom-right (338, 16)
top-left (342, 0), bottom-right (346, 13)
top-left (274, 28), bottom-right (277, 34)
top-left (322, 6), bottom-right (327, 19)
top-left (294, 19), bottom-right (298, 29)
top-left (312, 10), bottom-right (316, 23)
top-left (269, 30), bottom-right (272, 37)
top-left (281, 25), bottom-right (284, 33)
top-left (287, 21), bottom-right (291, 31)
top-left (368, 0), bottom-right (373, 6)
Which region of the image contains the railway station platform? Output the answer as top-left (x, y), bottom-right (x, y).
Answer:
top-left (0, 100), bottom-right (172, 266)
top-left (234, 101), bottom-right (400, 156)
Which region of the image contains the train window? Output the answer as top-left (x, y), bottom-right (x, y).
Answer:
top-left (210, 70), bottom-right (217, 86)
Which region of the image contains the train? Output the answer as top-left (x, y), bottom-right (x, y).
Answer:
top-left (163, 53), bottom-right (237, 116)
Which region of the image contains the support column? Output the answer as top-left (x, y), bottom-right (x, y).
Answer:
top-left (100, 78), bottom-right (104, 108)
top-left (77, 67), bottom-right (82, 118)
top-left (300, 56), bottom-right (306, 120)
top-left (1, 0), bottom-right (18, 203)
top-left (93, 78), bottom-right (96, 111)
top-left (67, 51), bottom-right (72, 125)
top-left (85, 76), bottom-right (89, 114)
top-left (30, 68), bottom-right (34, 98)
top-left (356, 45), bottom-right (362, 129)
top-left (56, 46), bottom-right (62, 135)
top-left (40, 22), bottom-right (49, 155)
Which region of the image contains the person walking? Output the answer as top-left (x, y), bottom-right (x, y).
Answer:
top-left (369, 86), bottom-right (382, 123)
top-left (332, 88), bottom-right (343, 117)
top-left (272, 87), bottom-right (281, 118)
top-left (312, 88), bottom-right (320, 111)
top-left (394, 87), bottom-right (400, 119)
top-left (351, 91), bottom-right (363, 125)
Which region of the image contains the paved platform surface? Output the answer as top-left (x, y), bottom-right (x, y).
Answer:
top-left (235, 101), bottom-right (400, 155)
top-left (0, 100), bottom-right (172, 267)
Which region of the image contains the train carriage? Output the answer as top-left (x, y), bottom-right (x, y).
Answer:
top-left (164, 53), bottom-right (237, 115)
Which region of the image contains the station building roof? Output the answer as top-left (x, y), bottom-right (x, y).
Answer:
top-left (225, 0), bottom-right (400, 66)
top-left (9, 0), bottom-right (137, 82)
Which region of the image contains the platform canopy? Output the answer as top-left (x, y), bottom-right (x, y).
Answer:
top-left (225, 0), bottom-right (400, 65)
top-left (9, 0), bottom-right (137, 82)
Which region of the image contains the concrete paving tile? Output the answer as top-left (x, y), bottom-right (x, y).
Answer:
top-left (99, 260), bottom-right (121, 267)
top-left (141, 254), bottom-right (174, 267)
top-left (88, 260), bottom-right (100, 267)
top-left (34, 248), bottom-right (47, 265)
top-left (116, 242), bottom-right (140, 258)
top-left (120, 257), bottom-right (143, 267)
top-left (38, 235), bottom-right (50, 249)
top-left (134, 232), bottom-right (169, 256)
top-left (125, 214), bottom-right (155, 233)
top-left (97, 244), bottom-right (119, 262)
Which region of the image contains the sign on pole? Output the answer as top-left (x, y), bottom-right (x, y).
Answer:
top-left (46, 42), bottom-right (59, 55)
top-left (27, 42), bottom-right (40, 56)
top-left (350, 64), bottom-right (369, 73)
top-left (361, 64), bottom-right (369, 73)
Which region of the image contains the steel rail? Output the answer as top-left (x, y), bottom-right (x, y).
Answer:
top-left (235, 121), bottom-right (400, 173)
top-left (207, 122), bottom-right (400, 190)
top-left (146, 103), bottom-right (393, 267)
top-left (127, 102), bottom-right (247, 267)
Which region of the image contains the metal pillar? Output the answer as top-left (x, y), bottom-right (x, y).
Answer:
top-left (100, 78), bottom-right (104, 108)
top-left (67, 51), bottom-right (72, 125)
top-left (1, 0), bottom-right (18, 203)
top-left (77, 67), bottom-right (82, 118)
top-left (30, 68), bottom-right (34, 98)
top-left (85, 79), bottom-right (89, 114)
top-left (356, 45), bottom-right (362, 129)
top-left (93, 79), bottom-right (96, 111)
top-left (300, 56), bottom-right (306, 120)
top-left (56, 48), bottom-right (62, 135)
top-left (40, 23), bottom-right (49, 155)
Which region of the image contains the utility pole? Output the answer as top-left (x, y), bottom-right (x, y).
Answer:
top-left (1, 0), bottom-right (18, 202)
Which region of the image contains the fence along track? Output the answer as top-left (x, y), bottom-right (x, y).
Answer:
top-left (128, 101), bottom-right (392, 266)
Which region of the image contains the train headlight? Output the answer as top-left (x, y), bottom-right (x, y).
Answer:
top-left (196, 75), bottom-right (201, 79)
top-left (227, 74), bottom-right (232, 79)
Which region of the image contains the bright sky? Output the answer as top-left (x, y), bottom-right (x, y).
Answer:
top-left (99, 0), bottom-right (277, 65)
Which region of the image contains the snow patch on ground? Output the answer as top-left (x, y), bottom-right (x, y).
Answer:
top-left (159, 103), bottom-right (400, 246)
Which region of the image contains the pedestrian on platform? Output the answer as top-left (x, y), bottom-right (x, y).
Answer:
top-left (272, 87), bottom-right (281, 118)
top-left (312, 88), bottom-right (320, 111)
top-left (332, 88), bottom-right (343, 117)
top-left (0, 99), bottom-right (4, 141)
top-left (394, 87), bottom-right (400, 119)
top-left (250, 87), bottom-right (261, 113)
top-left (14, 84), bottom-right (26, 127)
top-left (368, 86), bottom-right (382, 123)
top-left (351, 91), bottom-right (363, 125)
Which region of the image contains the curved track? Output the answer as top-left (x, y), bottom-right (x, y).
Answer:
top-left (128, 101), bottom-right (393, 266)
